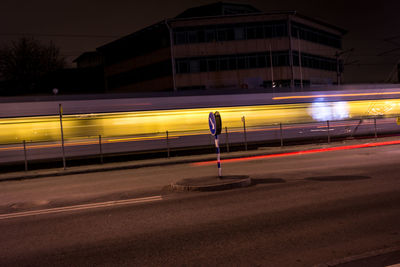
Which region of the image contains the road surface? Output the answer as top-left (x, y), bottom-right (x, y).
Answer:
top-left (0, 141), bottom-right (399, 266)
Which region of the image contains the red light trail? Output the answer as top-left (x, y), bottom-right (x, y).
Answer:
top-left (192, 139), bottom-right (400, 166)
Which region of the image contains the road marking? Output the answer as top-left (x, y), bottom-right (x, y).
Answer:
top-left (0, 195), bottom-right (162, 220)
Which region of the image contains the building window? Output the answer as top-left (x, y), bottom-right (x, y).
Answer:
top-left (262, 80), bottom-right (310, 88)
top-left (173, 20), bottom-right (288, 45)
top-left (177, 60), bottom-right (189, 73)
top-left (248, 55), bottom-right (258, 68)
top-left (217, 28), bottom-right (228, 41)
top-left (275, 24), bottom-right (287, 37)
top-left (234, 27), bottom-right (245, 40)
top-left (246, 26), bottom-right (257, 39)
top-left (228, 57), bottom-right (237, 70)
top-left (235, 56), bottom-right (245, 69)
top-left (175, 31), bottom-right (187, 44)
top-left (172, 20), bottom-right (340, 48)
top-left (293, 51), bottom-right (337, 71)
top-left (205, 29), bottom-right (216, 42)
top-left (291, 22), bottom-right (342, 49)
top-left (175, 51), bottom-right (336, 74)
top-left (207, 58), bottom-right (218, 71)
top-left (257, 54), bottom-right (267, 68)
top-left (276, 52), bottom-right (289, 66)
top-left (219, 57), bottom-right (229, 70)
top-left (187, 31), bottom-right (198, 43)
top-left (200, 59), bottom-right (208, 72)
top-left (190, 60), bottom-right (200, 72)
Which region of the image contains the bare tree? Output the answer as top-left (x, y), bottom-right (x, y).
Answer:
top-left (0, 37), bottom-right (66, 94)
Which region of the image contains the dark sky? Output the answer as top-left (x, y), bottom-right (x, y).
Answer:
top-left (1, 0), bottom-right (399, 83)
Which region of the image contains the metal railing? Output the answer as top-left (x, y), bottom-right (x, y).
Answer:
top-left (1, 115), bottom-right (399, 172)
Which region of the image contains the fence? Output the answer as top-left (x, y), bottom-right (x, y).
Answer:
top-left (0, 115), bottom-right (398, 172)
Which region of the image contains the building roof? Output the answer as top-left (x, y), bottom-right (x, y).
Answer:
top-left (97, 21), bottom-right (166, 52)
top-left (171, 2), bottom-right (346, 34)
top-left (73, 51), bottom-right (101, 63)
top-left (97, 2), bottom-right (346, 52)
top-left (295, 13), bottom-right (347, 35)
top-left (175, 2), bottom-right (261, 18)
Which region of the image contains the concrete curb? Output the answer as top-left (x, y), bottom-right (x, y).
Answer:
top-left (0, 147), bottom-right (302, 182)
top-left (0, 159), bottom-right (204, 182)
top-left (314, 246), bottom-right (400, 267)
top-left (169, 175), bottom-right (251, 192)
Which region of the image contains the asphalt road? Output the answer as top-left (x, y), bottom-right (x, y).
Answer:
top-left (0, 143), bottom-right (399, 266)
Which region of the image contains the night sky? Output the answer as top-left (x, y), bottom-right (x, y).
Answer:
top-left (1, 0), bottom-right (399, 83)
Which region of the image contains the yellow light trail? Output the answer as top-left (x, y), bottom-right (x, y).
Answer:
top-left (0, 98), bottom-right (399, 145)
top-left (272, 91), bottom-right (400, 100)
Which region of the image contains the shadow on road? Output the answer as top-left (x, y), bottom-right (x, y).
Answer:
top-left (305, 175), bottom-right (371, 182)
top-left (250, 178), bottom-right (286, 185)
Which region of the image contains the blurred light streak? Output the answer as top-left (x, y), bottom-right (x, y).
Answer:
top-left (309, 101), bottom-right (349, 121)
top-left (273, 91), bottom-right (400, 100)
top-left (107, 136), bottom-right (178, 142)
top-left (192, 140), bottom-right (400, 166)
top-left (1, 98), bottom-right (400, 144)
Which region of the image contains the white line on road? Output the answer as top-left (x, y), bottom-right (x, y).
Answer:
top-left (0, 195), bottom-right (163, 220)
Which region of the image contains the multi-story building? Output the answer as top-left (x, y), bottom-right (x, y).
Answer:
top-left (73, 51), bottom-right (103, 69)
top-left (97, 2), bottom-right (346, 92)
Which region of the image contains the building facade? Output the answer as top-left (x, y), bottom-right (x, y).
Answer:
top-left (97, 2), bottom-right (346, 92)
top-left (73, 51), bottom-right (103, 68)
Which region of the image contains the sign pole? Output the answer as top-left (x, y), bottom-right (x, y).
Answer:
top-left (99, 135), bottom-right (103, 164)
top-left (242, 116), bottom-right (247, 151)
top-left (215, 134), bottom-right (222, 178)
top-left (166, 130), bottom-right (170, 158)
top-left (327, 120), bottom-right (330, 143)
top-left (225, 126), bottom-right (230, 153)
top-left (59, 104), bottom-right (66, 170)
top-left (209, 111), bottom-right (222, 178)
top-left (23, 140), bottom-right (28, 171)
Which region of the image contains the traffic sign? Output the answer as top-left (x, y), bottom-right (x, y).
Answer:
top-left (209, 111), bottom-right (222, 136)
top-left (208, 111), bottom-right (223, 177)
top-left (209, 112), bottom-right (216, 135)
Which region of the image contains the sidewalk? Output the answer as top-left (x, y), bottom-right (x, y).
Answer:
top-left (316, 246), bottom-right (400, 267)
top-left (2, 135), bottom-right (400, 183)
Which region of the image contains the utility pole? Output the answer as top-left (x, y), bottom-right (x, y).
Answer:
top-left (165, 19), bottom-right (177, 92)
top-left (398, 62), bottom-right (400, 82)
top-left (269, 43), bottom-right (274, 88)
top-left (335, 51), bottom-right (341, 86)
top-left (297, 29), bottom-right (303, 89)
top-left (378, 35), bottom-right (400, 83)
top-left (288, 15), bottom-right (295, 89)
top-left (335, 48), bottom-right (354, 86)
top-left (383, 59), bottom-right (400, 83)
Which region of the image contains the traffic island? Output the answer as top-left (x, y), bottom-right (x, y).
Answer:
top-left (169, 175), bottom-right (251, 192)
